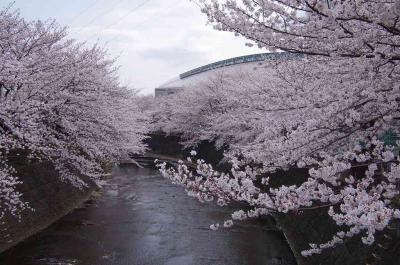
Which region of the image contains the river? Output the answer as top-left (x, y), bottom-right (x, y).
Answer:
top-left (0, 165), bottom-right (296, 265)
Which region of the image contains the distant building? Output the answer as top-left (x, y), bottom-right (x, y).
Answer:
top-left (155, 52), bottom-right (303, 97)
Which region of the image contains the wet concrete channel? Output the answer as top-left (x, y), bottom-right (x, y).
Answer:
top-left (0, 165), bottom-right (296, 265)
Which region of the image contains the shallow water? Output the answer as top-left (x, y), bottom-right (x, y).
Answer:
top-left (0, 166), bottom-right (295, 265)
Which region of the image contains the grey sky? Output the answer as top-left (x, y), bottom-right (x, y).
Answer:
top-left (2, 0), bottom-right (263, 94)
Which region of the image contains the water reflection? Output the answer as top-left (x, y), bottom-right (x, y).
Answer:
top-left (0, 166), bottom-right (295, 265)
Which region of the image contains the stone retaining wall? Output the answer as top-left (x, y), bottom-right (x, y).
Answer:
top-left (0, 156), bottom-right (96, 253)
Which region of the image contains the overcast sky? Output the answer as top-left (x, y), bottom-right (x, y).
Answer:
top-left (1, 0), bottom-right (263, 94)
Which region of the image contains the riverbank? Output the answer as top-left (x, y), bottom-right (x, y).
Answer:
top-left (0, 158), bottom-right (96, 254)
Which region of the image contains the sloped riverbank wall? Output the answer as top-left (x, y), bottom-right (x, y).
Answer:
top-left (0, 156), bottom-right (96, 253)
top-left (146, 132), bottom-right (400, 265)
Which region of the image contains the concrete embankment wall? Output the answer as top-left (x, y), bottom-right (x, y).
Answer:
top-left (146, 132), bottom-right (400, 265)
top-left (0, 156), bottom-right (96, 253)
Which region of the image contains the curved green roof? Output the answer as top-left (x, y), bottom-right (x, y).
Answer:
top-left (179, 52), bottom-right (302, 79)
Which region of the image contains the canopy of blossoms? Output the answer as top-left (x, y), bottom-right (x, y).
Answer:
top-left (0, 6), bottom-right (148, 222)
top-left (153, 0), bottom-right (400, 256)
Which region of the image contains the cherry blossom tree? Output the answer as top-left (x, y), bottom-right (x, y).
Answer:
top-left (0, 6), bottom-right (148, 221)
top-left (154, 0), bottom-right (400, 256)
top-left (150, 71), bottom-right (238, 146)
